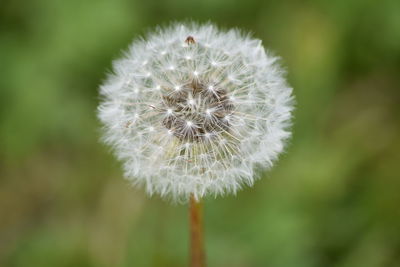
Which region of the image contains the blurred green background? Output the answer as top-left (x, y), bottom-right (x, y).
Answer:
top-left (1, 0), bottom-right (400, 266)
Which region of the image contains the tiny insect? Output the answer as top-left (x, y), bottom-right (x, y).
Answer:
top-left (185, 36), bottom-right (195, 44)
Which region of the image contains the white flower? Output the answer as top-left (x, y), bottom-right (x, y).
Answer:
top-left (98, 22), bottom-right (294, 202)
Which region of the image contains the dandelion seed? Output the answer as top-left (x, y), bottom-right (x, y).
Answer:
top-left (98, 22), bottom-right (294, 202)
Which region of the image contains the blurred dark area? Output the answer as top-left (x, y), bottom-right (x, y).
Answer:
top-left (1, 0), bottom-right (400, 266)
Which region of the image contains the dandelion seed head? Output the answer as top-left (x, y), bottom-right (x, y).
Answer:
top-left (98, 22), bottom-right (294, 202)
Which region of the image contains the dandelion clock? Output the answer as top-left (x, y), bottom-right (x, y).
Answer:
top-left (98, 22), bottom-right (294, 266)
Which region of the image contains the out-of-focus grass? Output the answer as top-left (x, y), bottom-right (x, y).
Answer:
top-left (1, 0), bottom-right (399, 266)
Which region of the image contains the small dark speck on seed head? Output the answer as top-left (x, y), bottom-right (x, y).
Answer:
top-left (185, 36), bottom-right (195, 44)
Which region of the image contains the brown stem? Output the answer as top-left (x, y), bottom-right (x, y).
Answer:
top-left (189, 194), bottom-right (206, 267)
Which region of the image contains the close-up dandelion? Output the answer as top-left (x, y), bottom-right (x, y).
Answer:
top-left (98, 22), bottom-right (294, 266)
top-left (4, 1), bottom-right (399, 266)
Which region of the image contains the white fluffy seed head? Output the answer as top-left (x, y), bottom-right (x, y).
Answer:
top-left (98, 22), bottom-right (294, 202)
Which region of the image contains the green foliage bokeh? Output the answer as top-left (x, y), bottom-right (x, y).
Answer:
top-left (1, 0), bottom-right (400, 266)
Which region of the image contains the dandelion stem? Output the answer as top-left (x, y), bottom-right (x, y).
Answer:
top-left (189, 194), bottom-right (205, 267)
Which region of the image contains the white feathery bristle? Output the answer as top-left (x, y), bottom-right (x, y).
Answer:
top-left (98, 22), bottom-right (294, 202)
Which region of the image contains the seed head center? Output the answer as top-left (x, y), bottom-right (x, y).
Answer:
top-left (162, 80), bottom-right (234, 142)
